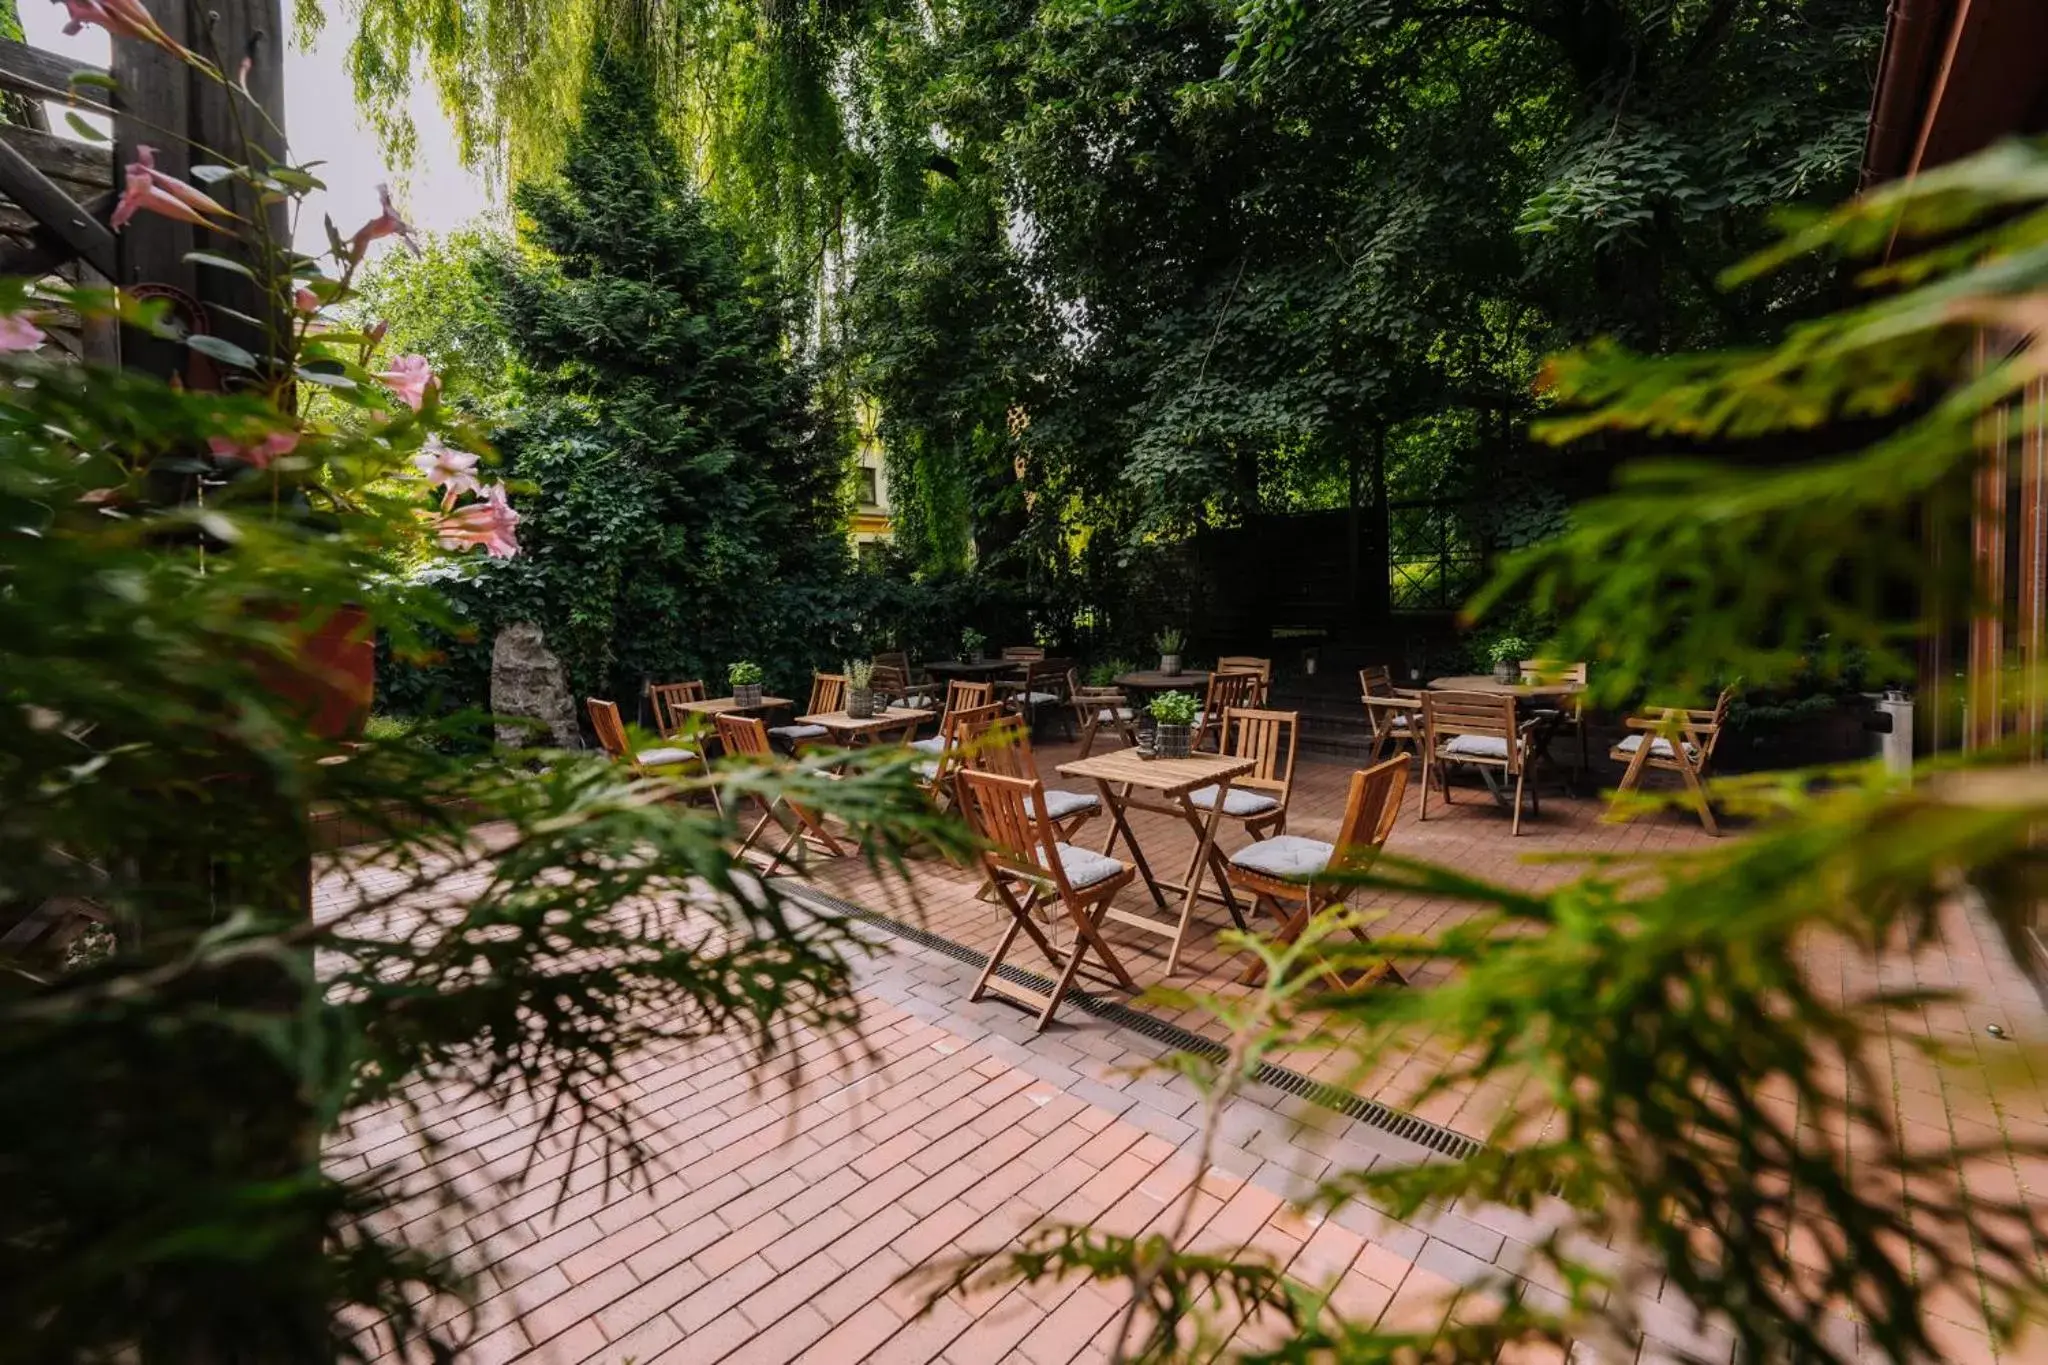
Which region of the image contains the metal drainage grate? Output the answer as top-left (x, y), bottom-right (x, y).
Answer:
top-left (775, 879), bottom-right (1485, 1163)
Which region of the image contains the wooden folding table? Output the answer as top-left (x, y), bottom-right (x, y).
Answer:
top-left (1054, 749), bottom-right (1254, 974)
top-left (794, 706), bottom-right (932, 746)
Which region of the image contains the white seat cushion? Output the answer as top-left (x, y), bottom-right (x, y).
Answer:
top-left (1229, 834), bottom-right (1334, 880)
top-left (1095, 707), bottom-right (1134, 722)
top-left (1018, 690), bottom-right (1060, 705)
top-left (1441, 734), bottom-right (1509, 760)
top-left (768, 723), bottom-right (831, 742)
top-left (901, 693), bottom-right (939, 710)
top-left (907, 736), bottom-right (946, 755)
top-left (637, 746), bottom-right (696, 767)
top-left (1024, 789), bottom-right (1099, 820)
top-left (1035, 842), bottom-right (1124, 889)
top-left (914, 760), bottom-right (939, 780)
top-left (1615, 733), bottom-right (1698, 761)
top-left (1188, 784), bottom-right (1280, 816)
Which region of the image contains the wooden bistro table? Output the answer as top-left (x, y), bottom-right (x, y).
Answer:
top-left (794, 706), bottom-right (932, 747)
top-left (1114, 669), bottom-right (1205, 696)
top-left (922, 659), bottom-right (1023, 682)
top-left (1055, 748), bottom-right (1256, 974)
top-left (674, 694), bottom-right (795, 717)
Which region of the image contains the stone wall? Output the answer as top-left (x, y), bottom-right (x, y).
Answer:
top-left (491, 622), bottom-right (583, 749)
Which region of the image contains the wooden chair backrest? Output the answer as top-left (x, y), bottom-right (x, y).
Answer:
top-left (1424, 690), bottom-right (1525, 768)
top-left (586, 698), bottom-right (631, 761)
top-left (869, 664), bottom-right (908, 699)
top-left (1220, 707), bottom-right (1298, 798)
top-left (713, 711), bottom-right (773, 760)
top-left (1218, 656), bottom-right (1272, 701)
top-left (1019, 658), bottom-right (1073, 696)
top-left (1699, 687), bottom-right (1735, 763)
top-left (874, 650), bottom-right (913, 680)
top-left (1519, 659), bottom-right (1588, 686)
top-left (1203, 670), bottom-right (1262, 717)
top-left (649, 680), bottom-right (707, 737)
top-left (1328, 757), bottom-right (1410, 879)
top-left (953, 767), bottom-right (1068, 894)
top-left (1001, 645), bottom-right (1045, 663)
top-left (943, 678), bottom-right (995, 721)
top-left (961, 707), bottom-right (1034, 779)
top-left (807, 672), bottom-right (848, 716)
top-left (1359, 665), bottom-right (1397, 697)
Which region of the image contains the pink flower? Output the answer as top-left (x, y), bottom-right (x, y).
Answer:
top-left (110, 145), bottom-right (230, 231)
top-left (349, 184), bottom-right (420, 259)
top-left (412, 436), bottom-right (480, 508)
top-left (376, 353), bottom-right (434, 410)
top-left (436, 482), bottom-right (520, 559)
top-left (294, 287), bottom-right (319, 314)
top-left (208, 429), bottom-right (300, 469)
top-left (366, 319), bottom-right (389, 346)
top-left (0, 313), bottom-right (45, 352)
top-left (60, 0), bottom-right (189, 55)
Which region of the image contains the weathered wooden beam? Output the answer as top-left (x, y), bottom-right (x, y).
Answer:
top-left (0, 138), bottom-right (114, 277)
top-left (190, 0), bottom-right (289, 365)
top-left (111, 1), bottom-right (195, 382)
top-left (0, 190), bottom-right (114, 278)
top-left (0, 39), bottom-right (109, 103)
top-left (0, 123), bottom-right (114, 194)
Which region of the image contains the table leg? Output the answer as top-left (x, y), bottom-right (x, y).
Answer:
top-left (1174, 789), bottom-right (1245, 930)
top-left (1095, 777), bottom-right (1166, 910)
top-left (1168, 791), bottom-right (1231, 975)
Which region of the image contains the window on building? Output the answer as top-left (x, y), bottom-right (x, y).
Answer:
top-left (857, 465), bottom-right (878, 507)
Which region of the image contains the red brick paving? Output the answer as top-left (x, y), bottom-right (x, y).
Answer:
top-left (323, 739), bottom-right (2048, 1363)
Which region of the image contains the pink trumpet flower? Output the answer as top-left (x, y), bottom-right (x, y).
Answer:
top-left (350, 184), bottom-right (421, 259)
top-left (435, 483), bottom-right (520, 559)
top-left (59, 0), bottom-right (192, 57)
top-left (294, 287), bottom-right (319, 314)
top-left (412, 436), bottom-right (481, 508)
top-left (376, 353), bottom-right (435, 410)
top-left (0, 313), bottom-right (45, 351)
top-left (111, 145), bottom-right (231, 231)
top-left (208, 429), bottom-right (300, 470)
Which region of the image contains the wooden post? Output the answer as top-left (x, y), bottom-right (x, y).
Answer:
top-left (187, 0), bottom-right (290, 367)
top-left (109, 1), bottom-right (197, 383)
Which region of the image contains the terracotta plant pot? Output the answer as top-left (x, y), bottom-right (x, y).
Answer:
top-left (257, 603), bottom-right (374, 741)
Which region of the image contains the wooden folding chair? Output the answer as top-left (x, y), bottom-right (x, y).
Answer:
top-left (648, 680), bottom-right (708, 737)
top-left (1421, 690), bottom-right (1544, 835)
top-left (586, 698), bottom-right (701, 778)
top-left (714, 712), bottom-right (844, 873)
top-left (1193, 670), bottom-right (1262, 752)
top-left (909, 679), bottom-right (994, 756)
top-left (1225, 757), bottom-right (1409, 988)
top-left (1067, 668), bottom-right (1137, 758)
top-left (914, 700), bottom-right (1005, 809)
top-left (1189, 708), bottom-right (1297, 842)
top-left (952, 767), bottom-right (1138, 1031)
top-left (1006, 657), bottom-right (1074, 736)
top-left (960, 707), bottom-right (1100, 840)
top-left (768, 672), bottom-right (845, 754)
top-left (1610, 687), bottom-right (1734, 836)
top-left (1217, 655), bottom-right (1274, 705)
top-left (1359, 666), bottom-right (1423, 765)
top-left (1521, 659), bottom-right (1590, 788)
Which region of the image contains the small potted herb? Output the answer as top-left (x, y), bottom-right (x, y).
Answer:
top-left (1487, 634), bottom-right (1529, 685)
top-left (728, 660), bottom-right (765, 708)
top-left (844, 659), bottom-right (877, 718)
top-left (959, 627), bottom-right (987, 663)
top-left (1155, 628), bottom-right (1185, 676)
top-left (1148, 689), bottom-right (1198, 759)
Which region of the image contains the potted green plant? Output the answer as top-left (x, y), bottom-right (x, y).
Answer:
top-left (728, 660), bottom-right (765, 708)
top-left (1155, 628), bottom-right (1186, 676)
top-left (959, 627), bottom-right (987, 663)
top-left (844, 659), bottom-right (877, 719)
top-left (1487, 634), bottom-right (1530, 684)
top-left (1148, 690), bottom-right (1199, 759)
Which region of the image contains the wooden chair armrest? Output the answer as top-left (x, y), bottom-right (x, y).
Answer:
top-left (1624, 713), bottom-right (1684, 730)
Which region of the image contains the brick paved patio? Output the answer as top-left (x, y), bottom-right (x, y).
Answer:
top-left (326, 741), bottom-right (2048, 1364)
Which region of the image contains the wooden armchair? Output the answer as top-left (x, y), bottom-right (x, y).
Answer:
top-left (952, 767), bottom-right (1138, 1031)
top-left (1005, 658), bottom-right (1074, 736)
top-left (1421, 690), bottom-right (1544, 835)
top-left (1216, 655), bottom-right (1274, 705)
top-left (1224, 756), bottom-right (1408, 988)
top-left (1610, 687), bottom-right (1734, 836)
top-left (1000, 645), bottom-right (1045, 664)
top-left (1193, 670), bottom-right (1262, 752)
top-left (1066, 668), bottom-right (1137, 758)
top-left (714, 712), bottom-right (844, 873)
top-left (1358, 666), bottom-right (1423, 765)
top-left (768, 672), bottom-right (844, 754)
